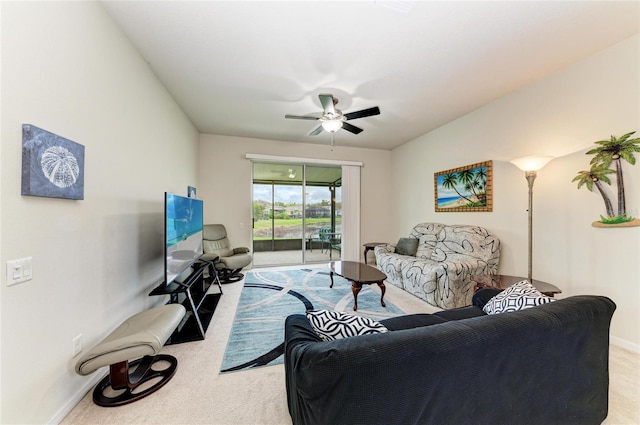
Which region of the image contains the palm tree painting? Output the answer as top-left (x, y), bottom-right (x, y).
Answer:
top-left (435, 161), bottom-right (492, 212)
top-left (574, 131), bottom-right (640, 227)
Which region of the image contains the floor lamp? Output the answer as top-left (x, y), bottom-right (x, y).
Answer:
top-left (510, 156), bottom-right (554, 282)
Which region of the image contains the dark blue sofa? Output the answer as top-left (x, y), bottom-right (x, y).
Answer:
top-left (284, 289), bottom-right (615, 425)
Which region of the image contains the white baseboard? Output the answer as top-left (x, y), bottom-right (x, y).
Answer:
top-left (48, 373), bottom-right (103, 424)
top-left (611, 336), bottom-right (640, 354)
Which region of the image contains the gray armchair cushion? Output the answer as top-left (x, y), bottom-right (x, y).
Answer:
top-left (218, 253), bottom-right (251, 270)
top-left (395, 237), bottom-right (418, 256)
top-left (203, 225), bottom-right (234, 258)
top-left (203, 224), bottom-right (251, 272)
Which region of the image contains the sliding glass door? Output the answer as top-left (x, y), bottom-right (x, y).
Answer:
top-left (251, 162), bottom-right (341, 267)
top-left (252, 163), bottom-right (303, 266)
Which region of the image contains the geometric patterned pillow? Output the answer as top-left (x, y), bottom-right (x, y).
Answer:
top-left (306, 310), bottom-right (388, 341)
top-left (483, 280), bottom-right (556, 315)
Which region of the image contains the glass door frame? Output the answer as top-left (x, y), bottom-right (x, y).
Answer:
top-left (251, 162), bottom-right (342, 267)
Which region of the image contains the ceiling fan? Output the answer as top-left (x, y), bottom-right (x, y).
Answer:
top-left (285, 94), bottom-right (380, 136)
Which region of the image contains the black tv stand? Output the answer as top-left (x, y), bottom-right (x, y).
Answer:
top-left (149, 259), bottom-right (222, 344)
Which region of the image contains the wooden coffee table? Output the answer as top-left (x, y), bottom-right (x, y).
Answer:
top-left (329, 261), bottom-right (387, 311)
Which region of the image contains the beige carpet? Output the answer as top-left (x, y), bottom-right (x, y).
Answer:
top-left (62, 266), bottom-right (640, 425)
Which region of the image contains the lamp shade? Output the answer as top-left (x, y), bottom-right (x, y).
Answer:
top-left (510, 155), bottom-right (554, 171)
top-left (321, 119), bottom-right (343, 133)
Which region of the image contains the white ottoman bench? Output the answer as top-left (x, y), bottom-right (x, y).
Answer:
top-left (75, 304), bottom-right (186, 407)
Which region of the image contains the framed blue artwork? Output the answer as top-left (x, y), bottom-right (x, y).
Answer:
top-left (22, 124), bottom-right (85, 200)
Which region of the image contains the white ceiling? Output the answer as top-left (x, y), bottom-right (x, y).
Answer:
top-left (101, 1), bottom-right (640, 150)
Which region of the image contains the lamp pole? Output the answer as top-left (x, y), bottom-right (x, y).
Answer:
top-left (510, 155), bottom-right (554, 284)
top-left (525, 171), bottom-right (537, 282)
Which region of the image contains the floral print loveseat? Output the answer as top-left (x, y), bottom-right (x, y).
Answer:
top-left (375, 223), bottom-right (501, 309)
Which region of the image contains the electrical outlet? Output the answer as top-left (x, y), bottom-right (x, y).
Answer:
top-left (72, 334), bottom-right (83, 357)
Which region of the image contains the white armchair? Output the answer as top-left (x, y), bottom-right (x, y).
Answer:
top-left (201, 224), bottom-right (252, 282)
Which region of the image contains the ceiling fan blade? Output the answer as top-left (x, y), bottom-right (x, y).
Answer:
top-left (318, 94), bottom-right (336, 115)
top-left (309, 126), bottom-right (324, 136)
top-left (344, 106), bottom-right (380, 121)
top-left (285, 114), bottom-right (319, 120)
top-left (342, 122), bottom-right (363, 134)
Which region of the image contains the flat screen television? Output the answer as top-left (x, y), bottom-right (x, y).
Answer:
top-left (164, 192), bottom-right (204, 285)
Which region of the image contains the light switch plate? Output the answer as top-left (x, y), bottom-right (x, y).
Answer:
top-left (6, 257), bottom-right (32, 286)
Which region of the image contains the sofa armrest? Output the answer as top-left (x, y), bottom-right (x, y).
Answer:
top-left (430, 289), bottom-right (499, 320)
top-left (472, 288), bottom-right (502, 307)
top-left (233, 247), bottom-right (250, 254)
top-left (374, 244), bottom-right (395, 255)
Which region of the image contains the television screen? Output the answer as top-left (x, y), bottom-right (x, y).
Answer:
top-left (164, 192), bottom-right (204, 285)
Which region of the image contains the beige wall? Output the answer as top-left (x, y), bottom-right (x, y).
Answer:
top-left (0, 2), bottom-right (198, 423)
top-left (198, 134), bottom-right (394, 258)
top-left (391, 35), bottom-right (640, 350)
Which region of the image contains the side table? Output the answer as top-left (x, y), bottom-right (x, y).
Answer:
top-left (363, 242), bottom-right (386, 264)
top-left (471, 274), bottom-right (562, 297)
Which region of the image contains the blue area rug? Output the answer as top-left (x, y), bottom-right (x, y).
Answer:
top-left (220, 267), bottom-right (405, 373)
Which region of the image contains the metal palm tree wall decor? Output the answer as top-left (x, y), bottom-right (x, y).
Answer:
top-left (573, 131), bottom-right (640, 227)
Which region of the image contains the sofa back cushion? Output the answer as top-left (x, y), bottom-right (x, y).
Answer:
top-left (411, 222), bottom-right (445, 259)
top-left (430, 225), bottom-right (501, 266)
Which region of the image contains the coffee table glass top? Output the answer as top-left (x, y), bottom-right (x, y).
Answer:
top-left (329, 260), bottom-right (386, 283)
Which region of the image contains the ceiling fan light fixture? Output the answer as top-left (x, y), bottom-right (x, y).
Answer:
top-left (321, 119), bottom-right (343, 133)
top-left (285, 94), bottom-right (379, 137)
